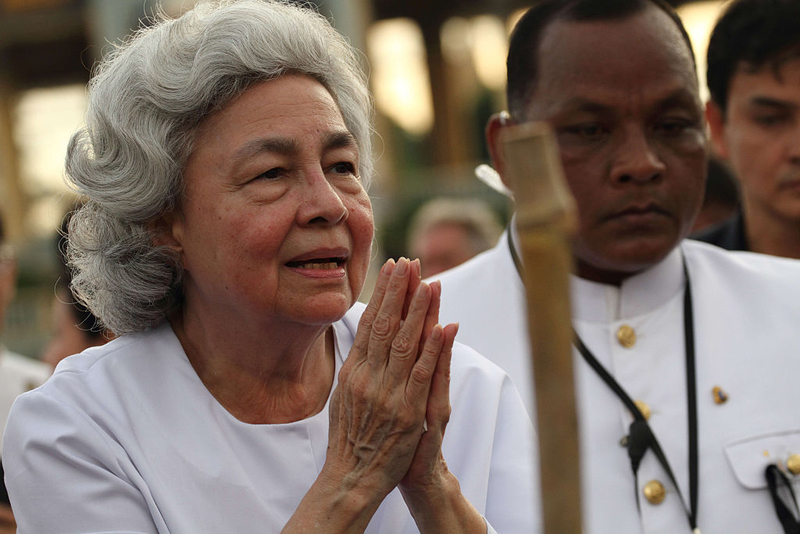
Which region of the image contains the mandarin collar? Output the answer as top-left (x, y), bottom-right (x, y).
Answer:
top-left (569, 245), bottom-right (685, 323)
top-left (512, 216), bottom-right (685, 322)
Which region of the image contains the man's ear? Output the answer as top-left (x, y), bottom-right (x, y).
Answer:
top-left (705, 100), bottom-right (730, 160)
top-left (486, 112), bottom-right (516, 192)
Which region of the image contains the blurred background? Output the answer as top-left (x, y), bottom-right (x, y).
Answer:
top-left (0, 0), bottom-right (728, 359)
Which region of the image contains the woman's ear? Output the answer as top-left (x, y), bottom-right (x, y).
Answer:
top-left (485, 112), bottom-right (516, 192)
top-left (148, 210), bottom-right (184, 257)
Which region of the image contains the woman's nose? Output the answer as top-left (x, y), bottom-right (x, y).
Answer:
top-left (297, 172), bottom-right (348, 227)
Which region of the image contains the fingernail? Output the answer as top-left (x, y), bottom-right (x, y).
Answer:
top-left (432, 324), bottom-right (443, 340)
top-left (413, 259), bottom-right (421, 278)
top-left (384, 258), bottom-right (396, 275)
top-left (396, 257), bottom-right (408, 275)
top-left (415, 282), bottom-right (429, 298)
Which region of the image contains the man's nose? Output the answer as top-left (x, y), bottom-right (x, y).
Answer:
top-left (610, 129), bottom-right (666, 185)
top-left (788, 122), bottom-right (800, 165)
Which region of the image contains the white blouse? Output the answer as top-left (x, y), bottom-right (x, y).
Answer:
top-left (3, 303), bottom-right (536, 533)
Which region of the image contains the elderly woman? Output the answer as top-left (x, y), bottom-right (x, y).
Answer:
top-left (2, 1), bottom-right (534, 532)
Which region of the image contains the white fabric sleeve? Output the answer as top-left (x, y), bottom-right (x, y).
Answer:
top-left (2, 390), bottom-right (159, 533)
top-left (484, 374), bottom-right (542, 533)
top-left (484, 516), bottom-right (498, 534)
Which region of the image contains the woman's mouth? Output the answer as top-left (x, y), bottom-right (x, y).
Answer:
top-left (286, 258), bottom-right (346, 270)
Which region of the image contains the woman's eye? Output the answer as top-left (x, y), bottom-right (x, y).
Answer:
top-left (331, 162), bottom-right (356, 175)
top-left (255, 168), bottom-right (284, 181)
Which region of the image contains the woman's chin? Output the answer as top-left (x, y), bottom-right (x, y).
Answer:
top-left (291, 293), bottom-right (354, 326)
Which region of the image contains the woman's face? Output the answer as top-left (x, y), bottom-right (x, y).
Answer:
top-left (167, 74), bottom-right (373, 328)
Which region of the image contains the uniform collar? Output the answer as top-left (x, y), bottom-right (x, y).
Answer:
top-left (570, 245), bottom-right (685, 323)
top-left (510, 216), bottom-right (686, 321)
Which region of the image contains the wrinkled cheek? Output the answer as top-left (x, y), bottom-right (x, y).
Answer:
top-left (350, 201), bottom-right (374, 297)
top-left (353, 196), bottom-right (375, 255)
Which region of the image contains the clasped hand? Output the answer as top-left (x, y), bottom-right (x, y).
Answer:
top-left (327, 257), bottom-right (457, 511)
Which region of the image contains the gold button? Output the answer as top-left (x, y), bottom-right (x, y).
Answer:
top-left (617, 325), bottom-right (636, 348)
top-left (787, 454), bottom-right (800, 475)
top-left (643, 480), bottom-right (666, 504)
top-left (634, 400), bottom-right (651, 420)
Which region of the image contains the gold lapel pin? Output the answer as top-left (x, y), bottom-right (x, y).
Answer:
top-left (712, 386), bottom-right (728, 405)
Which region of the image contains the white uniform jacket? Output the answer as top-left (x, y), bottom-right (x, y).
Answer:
top-left (433, 231), bottom-right (800, 533)
top-left (2, 303), bottom-right (536, 533)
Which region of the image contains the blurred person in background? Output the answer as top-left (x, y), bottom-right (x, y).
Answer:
top-left (0, 469), bottom-right (13, 534)
top-left (696, 0), bottom-right (800, 257)
top-left (41, 209), bottom-right (114, 369)
top-left (407, 197), bottom-right (503, 278)
top-left (2, 1), bottom-right (534, 533)
top-left (690, 156), bottom-right (740, 233)
top-left (0, 212), bottom-right (51, 533)
top-left (42, 285), bottom-right (112, 369)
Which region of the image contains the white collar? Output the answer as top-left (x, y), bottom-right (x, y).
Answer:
top-left (570, 246), bottom-right (685, 323)
top-left (511, 216), bottom-right (685, 322)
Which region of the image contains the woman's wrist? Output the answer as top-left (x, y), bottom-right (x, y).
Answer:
top-left (400, 471), bottom-right (486, 534)
top-left (282, 467), bottom-right (384, 534)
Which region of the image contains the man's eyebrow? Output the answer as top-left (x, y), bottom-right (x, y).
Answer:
top-left (652, 89), bottom-right (702, 115)
top-left (556, 98), bottom-right (613, 115)
top-left (749, 96), bottom-right (798, 111)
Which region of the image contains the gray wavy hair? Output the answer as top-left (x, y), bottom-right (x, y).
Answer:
top-left (66, 0), bottom-right (373, 335)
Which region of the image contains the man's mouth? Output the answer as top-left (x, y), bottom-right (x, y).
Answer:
top-left (611, 202), bottom-right (668, 218)
top-left (619, 207), bottom-right (661, 216)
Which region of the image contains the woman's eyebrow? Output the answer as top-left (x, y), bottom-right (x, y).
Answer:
top-left (324, 130), bottom-right (357, 150)
top-left (231, 130), bottom-right (356, 166)
top-left (233, 137), bottom-right (298, 164)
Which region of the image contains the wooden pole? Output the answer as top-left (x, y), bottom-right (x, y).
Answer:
top-left (500, 121), bottom-right (582, 533)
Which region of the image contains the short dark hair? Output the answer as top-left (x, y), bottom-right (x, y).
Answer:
top-left (707, 0), bottom-right (800, 112)
top-left (506, 0), bottom-right (696, 118)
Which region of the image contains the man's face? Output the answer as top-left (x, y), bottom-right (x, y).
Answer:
top-left (707, 57), bottom-right (800, 225)
top-left (520, 8), bottom-right (707, 284)
top-left (411, 222), bottom-right (481, 278)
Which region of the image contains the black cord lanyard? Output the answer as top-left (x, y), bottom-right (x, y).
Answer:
top-left (508, 231), bottom-right (700, 532)
top-left (766, 465), bottom-right (800, 533)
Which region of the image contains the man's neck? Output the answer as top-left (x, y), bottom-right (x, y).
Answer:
top-left (744, 204), bottom-right (800, 259)
top-left (575, 261), bottom-right (629, 286)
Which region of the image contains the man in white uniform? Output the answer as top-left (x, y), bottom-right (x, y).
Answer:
top-left (432, 1), bottom-right (800, 532)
